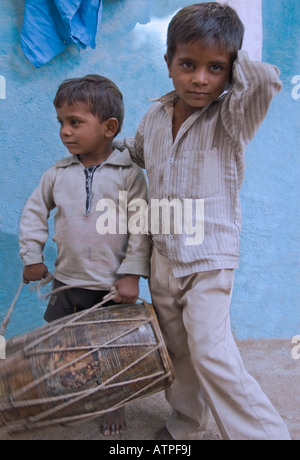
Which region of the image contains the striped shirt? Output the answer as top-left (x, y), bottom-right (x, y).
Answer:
top-left (117, 51), bottom-right (282, 277)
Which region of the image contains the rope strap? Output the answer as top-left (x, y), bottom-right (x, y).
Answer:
top-left (0, 281), bottom-right (24, 336)
top-left (0, 274), bottom-right (148, 336)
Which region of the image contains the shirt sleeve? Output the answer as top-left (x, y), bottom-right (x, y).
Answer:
top-left (221, 50), bottom-right (283, 151)
top-left (117, 165), bottom-right (150, 278)
top-left (19, 167), bottom-right (57, 265)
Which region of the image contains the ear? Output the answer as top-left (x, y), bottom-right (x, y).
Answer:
top-left (105, 118), bottom-right (119, 138)
top-left (164, 54), bottom-right (172, 78)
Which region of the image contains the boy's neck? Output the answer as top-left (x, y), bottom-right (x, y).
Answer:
top-left (172, 100), bottom-right (201, 141)
top-left (78, 147), bottom-right (113, 168)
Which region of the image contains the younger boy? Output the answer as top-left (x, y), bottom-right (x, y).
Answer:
top-left (19, 75), bottom-right (150, 436)
top-left (116, 3), bottom-right (291, 440)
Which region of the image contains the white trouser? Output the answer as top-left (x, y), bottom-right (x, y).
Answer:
top-left (150, 248), bottom-right (291, 440)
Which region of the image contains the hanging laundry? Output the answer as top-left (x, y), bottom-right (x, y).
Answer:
top-left (21, 0), bottom-right (102, 69)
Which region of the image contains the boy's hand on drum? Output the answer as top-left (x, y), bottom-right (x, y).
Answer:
top-left (113, 275), bottom-right (140, 304)
top-left (23, 263), bottom-right (49, 284)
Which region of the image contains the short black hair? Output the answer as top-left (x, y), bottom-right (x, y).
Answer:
top-left (54, 75), bottom-right (124, 136)
top-left (166, 2), bottom-right (245, 63)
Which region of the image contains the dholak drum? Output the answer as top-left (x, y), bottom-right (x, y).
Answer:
top-left (0, 301), bottom-right (174, 434)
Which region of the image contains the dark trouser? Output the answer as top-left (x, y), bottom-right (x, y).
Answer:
top-left (44, 279), bottom-right (117, 323)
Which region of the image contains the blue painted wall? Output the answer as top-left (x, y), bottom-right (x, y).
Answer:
top-left (0, 0), bottom-right (299, 339)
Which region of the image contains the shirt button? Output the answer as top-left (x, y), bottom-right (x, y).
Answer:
top-left (168, 235), bottom-right (174, 240)
top-left (168, 158), bottom-right (174, 164)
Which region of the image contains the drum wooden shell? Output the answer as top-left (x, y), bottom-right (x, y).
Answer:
top-left (0, 302), bottom-right (174, 434)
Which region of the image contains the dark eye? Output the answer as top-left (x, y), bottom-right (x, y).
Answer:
top-left (182, 62), bottom-right (194, 70)
top-left (71, 119), bottom-right (79, 126)
top-left (211, 64), bottom-right (222, 72)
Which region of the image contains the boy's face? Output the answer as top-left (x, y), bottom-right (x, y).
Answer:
top-left (165, 40), bottom-right (232, 116)
top-left (56, 101), bottom-right (116, 163)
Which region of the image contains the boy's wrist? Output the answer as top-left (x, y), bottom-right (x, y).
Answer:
top-left (122, 274), bottom-right (140, 280)
top-left (23, 262), bottom-right (48, 284)
top-left (113, 274), bottom-right (140, 304)
top-left (21, 246), bottom-right (44, 266)
top-left (117, 256), bottom-right (150, 278)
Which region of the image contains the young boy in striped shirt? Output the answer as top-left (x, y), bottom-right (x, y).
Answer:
top-left (116, 2), bottom-right (290, 440)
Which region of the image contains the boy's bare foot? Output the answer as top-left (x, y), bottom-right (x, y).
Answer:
top-left (101, 407), bottom-right (127, 436)
top-left (156, 427), bottom-right (175, 440)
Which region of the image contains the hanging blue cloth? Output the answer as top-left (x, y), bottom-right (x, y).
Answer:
top-left (21, 0), bottom-right (102, 69)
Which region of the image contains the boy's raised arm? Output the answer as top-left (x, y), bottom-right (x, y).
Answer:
top-left (221, 50), bottom-right (282, 151)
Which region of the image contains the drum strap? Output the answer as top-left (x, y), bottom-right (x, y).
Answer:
top-left (0, 281), bottom-right (24, 336)
top-left (1, 275), bottom-right (150, 336)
